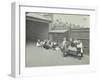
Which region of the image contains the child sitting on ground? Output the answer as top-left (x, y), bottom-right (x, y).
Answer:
top-left (36, 40), bottom-right (41, 47)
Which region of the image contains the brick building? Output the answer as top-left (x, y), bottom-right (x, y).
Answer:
top-left (26, 13), bottom-right (52, 42)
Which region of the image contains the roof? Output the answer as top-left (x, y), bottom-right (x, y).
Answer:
top-left (26, 13), bottom-right (52, 22)
top-left (49, 30), bottom-right (68, 33)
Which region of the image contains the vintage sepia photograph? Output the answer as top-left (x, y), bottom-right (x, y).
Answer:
top-left (25, 12), bottom-right (90, 67)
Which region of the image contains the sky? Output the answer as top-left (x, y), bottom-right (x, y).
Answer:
top-left (53, 13), bottom-right (90, 28)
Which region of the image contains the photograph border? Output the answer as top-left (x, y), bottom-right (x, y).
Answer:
top-left (11, 2), bottom-right (97, 78)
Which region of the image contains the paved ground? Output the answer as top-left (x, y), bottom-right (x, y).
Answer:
top-left (25, 43), bottom-right (89, 67)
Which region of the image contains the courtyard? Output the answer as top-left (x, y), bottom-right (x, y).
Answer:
top-left (25, 43), bottom-right (89, 67)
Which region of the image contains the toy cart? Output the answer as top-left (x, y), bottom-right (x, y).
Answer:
top-left (62, 45), bottom-right (83, 59)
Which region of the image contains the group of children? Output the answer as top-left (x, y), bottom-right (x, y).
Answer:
top-left (61, 38), bottom-right (83, 57)
top-left (36, 37), bottom-right (83, 57)
top-left (36, 39), bottom-right (60, 50)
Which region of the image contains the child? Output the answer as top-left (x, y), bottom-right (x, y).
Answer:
top-left (36, 40), bottom-right (41, 47)
top-left (77, 40), bottom-right (83, 57)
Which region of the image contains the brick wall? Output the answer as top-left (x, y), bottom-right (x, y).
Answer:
top-left (70, 28), bottom-right (89, 48)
